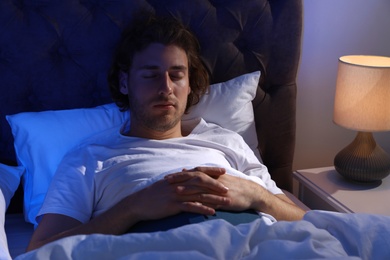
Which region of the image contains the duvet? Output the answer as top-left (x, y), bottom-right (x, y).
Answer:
top-left (16, 210), bottom-right (390, 260)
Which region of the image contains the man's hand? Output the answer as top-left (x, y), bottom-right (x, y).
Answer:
top-left (165, 167), bottom-right (260, 211)
top-left (28, 167), bottom-right (231, 251)
top-left (129, 167), bottom-right (231, 221)
top-left (165, 167), bottom-right (306, 221)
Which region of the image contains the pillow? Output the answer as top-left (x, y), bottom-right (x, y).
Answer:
top-left (182, 71), bottom-right (261, 159)
top-left (7, 104), bottom-right (129, 225)
top-left (0, 163), bottom-right (24, 260)
top-left (0, 163), bottom-right (24, 210)
top-left (6, 71), bottom-right (261, 225)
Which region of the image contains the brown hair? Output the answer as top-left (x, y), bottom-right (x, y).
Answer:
top-left (108, 15), bottom-right (209, 112)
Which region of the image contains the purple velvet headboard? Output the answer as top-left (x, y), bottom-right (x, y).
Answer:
top-left (0, 0), bottom-right (302, 211)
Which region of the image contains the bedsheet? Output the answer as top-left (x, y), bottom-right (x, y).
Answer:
top-left (15, 210), bottom-right (390, 260)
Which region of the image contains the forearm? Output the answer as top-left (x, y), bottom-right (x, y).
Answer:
top-left (28, 195), bottom-right (141, 251)
top-left (28, 175), bottom-right (225, 251)
top-left (252, 188), bottom-right (306, 221)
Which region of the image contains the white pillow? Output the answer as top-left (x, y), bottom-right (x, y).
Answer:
top-left (6, 71), bottom-right (260, 225)
top-left (182, 71), bottom-right (261, 159)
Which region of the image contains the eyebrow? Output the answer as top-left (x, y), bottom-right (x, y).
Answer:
top-left (137, 65), bottom-right (188, 71)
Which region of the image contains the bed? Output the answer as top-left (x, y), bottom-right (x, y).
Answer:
top-left (1, 0), bottom-right (390, 259)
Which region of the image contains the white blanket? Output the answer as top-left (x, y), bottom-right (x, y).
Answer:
top-left (15, 210), bottom-right (390, 260)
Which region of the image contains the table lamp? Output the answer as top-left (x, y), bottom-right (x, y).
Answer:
top-left (333, 55), bottom-right (390, 182)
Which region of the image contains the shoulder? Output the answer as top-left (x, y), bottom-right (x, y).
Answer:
top-left (58, 126), bottom-right (124, 169)
top-left (188, 118), bottom-right (238, 135)
top-left (72, 126), bottom-right (123, 152)
top-left (186, 118), bottom-right (247, 151)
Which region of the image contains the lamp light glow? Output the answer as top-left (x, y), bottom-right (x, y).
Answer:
top-left (333, 55), bottom-right (390, 182)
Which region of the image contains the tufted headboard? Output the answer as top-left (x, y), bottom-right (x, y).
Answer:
top-left (0, 0), bottom-right (302, 204)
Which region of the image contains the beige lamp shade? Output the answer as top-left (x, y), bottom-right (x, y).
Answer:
top-left (333, 55), bottom-right (390, 132)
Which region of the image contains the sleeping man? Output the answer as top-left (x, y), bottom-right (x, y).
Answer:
top-left (27, 16), bottom-right (305, 251)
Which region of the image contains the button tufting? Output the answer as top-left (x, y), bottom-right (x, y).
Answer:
top-left (79, 0), bottom-right (104, 11)
top-left (12, 0), bottom-right (24, 10)
top-left (57, 45), bottom-right (69, 57)
top-left (0, 0), bottom-right (301, 172)
top-left (0, 49), bottom-right (10, 63)
top-left (48, 40), bottom-right (71, 63)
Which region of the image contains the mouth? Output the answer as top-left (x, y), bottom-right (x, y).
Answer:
top-left (153, 102), bottom-right (175, 109)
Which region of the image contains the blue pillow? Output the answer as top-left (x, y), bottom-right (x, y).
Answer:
top-left (7, 103), bottom-right (128, 224)
top-left (0, 164), bottom-right (23, 260)
top-left (0, 163), bottom-right (24, 209)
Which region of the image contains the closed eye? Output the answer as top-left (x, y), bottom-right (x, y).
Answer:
top-left (170, 72), bottom-right (185, 81)
top-left (142, 73), bottom-right (158, 79)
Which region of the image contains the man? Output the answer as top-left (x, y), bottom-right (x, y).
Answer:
top-left (27, 16), bottom-right (305, 251)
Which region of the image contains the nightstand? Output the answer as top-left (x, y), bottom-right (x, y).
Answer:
top-left (293, 166), bottom-right (390, 216)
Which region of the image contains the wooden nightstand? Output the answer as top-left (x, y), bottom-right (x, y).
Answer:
top-left (293, 166), bottom-right (390, 216)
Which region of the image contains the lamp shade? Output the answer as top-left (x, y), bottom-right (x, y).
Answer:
top-left (333, 55), bottom-right (390, 132)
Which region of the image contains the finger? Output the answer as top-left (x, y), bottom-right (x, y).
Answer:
top-left (177, 192), bottom-right (231, 207)
top-left (175, 184), bottom-right (228, 196)
top-left (186, 167), bottom-right (226, 178)
top-left (179, 202), bottom-right (215, 216)
top-left (165, 167), bottom-right (226, 181)
top-left (164, 171), bottom-right (193, 183)
top-left (167, 173), bottom-right (229, 194)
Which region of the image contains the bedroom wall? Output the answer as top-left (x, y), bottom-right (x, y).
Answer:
top-left (294, 0), bottom-right (390, 170)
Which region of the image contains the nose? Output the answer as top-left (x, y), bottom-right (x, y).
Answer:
top-left (158, 72), bottom-right (173, 96)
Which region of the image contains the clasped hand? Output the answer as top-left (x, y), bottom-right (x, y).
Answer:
top-left (167, 166), bottom-right (259, 211)
top-left (132, 166), bottom-right (261, 222)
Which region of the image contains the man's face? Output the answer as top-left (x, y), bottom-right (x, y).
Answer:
top-left (120, 43), bottom-right (191, 134)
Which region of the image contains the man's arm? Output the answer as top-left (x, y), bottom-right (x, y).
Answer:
top-left (27, 193), bottom-right (145, 252)
top-left (27, 167), bottom-right (230, 251)
top-left (165, 169), bottom-right (306, 221)
top-left (221, 174), bottom-right (305, 220)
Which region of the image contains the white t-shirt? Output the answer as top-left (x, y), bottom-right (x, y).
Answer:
top-left (38, 118), bottom-right (282, 223)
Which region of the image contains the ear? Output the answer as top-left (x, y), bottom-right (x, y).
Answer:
top-left (119, 71), bottom-right (129, 95)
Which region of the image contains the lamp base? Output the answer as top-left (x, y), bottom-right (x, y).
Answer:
top-left (334, 132), bottom-right (390, 182)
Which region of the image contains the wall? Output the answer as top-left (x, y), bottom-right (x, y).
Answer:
top-left (294, 0), bottom-right (390, 170)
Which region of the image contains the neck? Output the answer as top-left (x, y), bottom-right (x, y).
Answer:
top-left (123, 119), bottom-right (183, 140)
